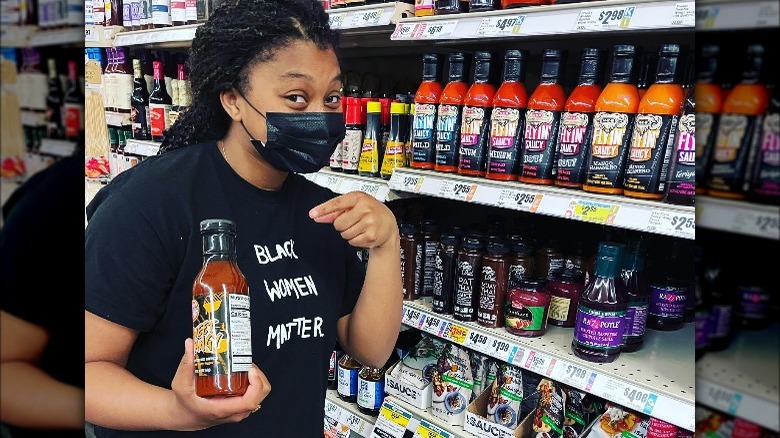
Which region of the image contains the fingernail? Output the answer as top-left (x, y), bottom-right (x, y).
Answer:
top-left (309, 209), bottom-right (318, 218)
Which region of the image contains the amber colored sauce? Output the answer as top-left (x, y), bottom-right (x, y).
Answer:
top-left (434, 80), bottom-right (469, 173)
top-left (411, 79), bottom-right (444, 170)
top-left (518, 83), bottom-right (565, 185)
top-left (193, 259), bottom-right (250, 397)
top-left (583, 83), bottom-right (639, 195)
top-left (695, 83), bottom-right (724, 195)
top-left (485, 82), bottom-right (528, 180)
top-left (555, 83), bottom-right (602, 188)
top-left (458, 82), bottom-right (497, 177)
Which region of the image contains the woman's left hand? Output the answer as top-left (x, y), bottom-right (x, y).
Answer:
top-left (309, 192), bottom-right (398, 249)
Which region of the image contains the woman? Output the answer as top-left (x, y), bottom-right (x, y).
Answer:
top-left (84, 1), bottom-right (403, 436)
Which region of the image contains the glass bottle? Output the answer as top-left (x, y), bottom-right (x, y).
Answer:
top-left (380, 102), bottom-right (408, 179)
top-left (114, 48), bottom-right (134, 135)
top-left (130, 59), bottom-right (151, 140)
top-left (337, 354), bottom-right (362, 403)
top-left (572, 242), bottom-right (626, 363)
top-left (357, 365), bottom-right (385, 416)
top-left (63, 61), bottom-right (83, 143)
top-left (458, 51), bottom-right (497, 178)
top-left (148, 60), bottom-right (172, 142)
top-left (420, 220), bottom-right (441, 298)
top-left (435, 0), bottom-right (467, 14)
top-left (647, 242), bottom-right (688, 331)
top-left (508, 240), bottom-right (535, 290)
top-left (621, 239), bottom-right (649, 352)
top-left (695, 45), bottom-right (724, 196)
top-left (171, 0), bottom-right (185, 25)
top-left (415, 0), bottom-right (434, 16)
top-left (400, 223), bottom-right (423, 301)
top-left (506, 276), bottom-right (551, 337)
top-left (327, 342), bottom-right (344, 390)
top-left (433, 233), bottom-right (459, 314)
top-left (694, 270), bottom-right (710, 361)
top-left (477, 241), bottom-right (510, 328)
top-left (45, 58), bottom-right (64, 140)
top-left (664, 83), bottom-right (696, 206)
top-left (359, 101), bottom-right (383, 177)
top-left (469, 0), bottom-right (498, 11)
top-left (536, 238), bottom-right (565, 281)
top-left (548, 266), bottom-right (586, 328)
top-left (748, 88), bottom-right (779, 205)
top-left (341, 97), bottom-right (364, 174)
top-left (454, 236), bottom-right (484, 322)
top-left (152, 0), bottom-right (171, 27)
top-left (434, 52), bottom-right (469, 173)
top-left (412, 54), bottom-right (444, 170)
top-left (193, 219), bottom-right (251, 397)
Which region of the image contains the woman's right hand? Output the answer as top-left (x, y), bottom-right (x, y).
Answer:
top-left (169, 338), bottom-right (271, 431)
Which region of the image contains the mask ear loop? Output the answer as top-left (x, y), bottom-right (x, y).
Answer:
top-left (234, 88), bottom-right (268, 146)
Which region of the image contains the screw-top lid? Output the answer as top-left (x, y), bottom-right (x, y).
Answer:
top-left (739, 44), bottom-right (765, 84)
top-left (653, 44), bottom-right (682, 84)
top-left (367, 101), bottom-right (382, 113)
top-left (200, 219), bottom-right (236, 234)
top-left (422, 53), bottom-right (442, 82)
top-left (502, 49), bottom-right (528, 83)
top-left (447, 52), bottom-right (468, 83)
top-left (539, 49), bottom-right (565, 84)
top-left (344, 97), bottom-right (362, 126)
top-left (421, 219), bottom-right (439, 233)
top-left (450, 225), bottom-right (466, 238)
top-left (506, 233), bottom-right (523, 245)
top-left (400, 223), bottom-right (419, 236)
top-left (594, 242), bottom-right (625, 278)
top-left (578, 48), bottom-right (604, 86)
top-left (473, 51), bottom-right (494, 84)
top-left (440, 233), bottom-right (459, 246)
top-left (200, 219), bottom-right (237, 255)
top-left (512, 242), bottom-right (534, 256)
top-left (390, 102), bottom-right (406, 114)
top-left (462, 235), bottom-right (485, 251)
top-left (487, 241), bottom-right (510, 256)
top-left (608, 45), bottom-right (637, 84)
top-left (697, 44), bottom-right (719, 84)
top-left (380, 98), bottom-right (391, 125)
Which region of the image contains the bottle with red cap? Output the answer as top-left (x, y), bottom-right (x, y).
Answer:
top-left (342, 97), bottom-right (365, 175)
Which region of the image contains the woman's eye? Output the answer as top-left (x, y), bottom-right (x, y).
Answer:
top-left (286, 95), bottom-right (307, 104)
top-left (326, 95), bottom-right (341, 105)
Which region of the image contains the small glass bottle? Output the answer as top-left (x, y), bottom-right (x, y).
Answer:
top-left (400, 223), bottom-right (423, 301)
top-left (536, 238), bottom-right (565, 281)
top-left (435, 0), bottom-right (467, 14)
top-left (454, 236), bottom-right (485, 322)
top-left (420, 220), bottom-right (441, 298)
top-left (621, 239), bottom-right (649, 352)
top-left (694, 276), bottom-right (710, 361)
top-left (468, 0), bottom-right (498, 11)
top-left (327, 342), bottom-right (344, 390)
top-left (357, 366), bottom-right (385, 416)
top-left (647, 242), bottom-right (688, 332)
top-left (548, 266), bottom-right (586, 328)
top-left (705, 259), bottom-right (733, 352)
top-left (506, 276), bottom-right (551, 337)
top-left (337, 354), bottom-right (362, 403)
top-left (477, 241), bottom-right (510, 328)
top-left (508, 241), bottom-right (535, 290)
top-left (433, 233), bottom-right (459, 314)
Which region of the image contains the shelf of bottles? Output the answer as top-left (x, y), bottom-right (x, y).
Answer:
top-left (326, 1), bottom-right (414, 30)
top-left (389, 0), bottom-right (693, 42)
top-left (695, 0), bottom-right (779, 31)
top-left (0, 0), bottom-right (84, 47)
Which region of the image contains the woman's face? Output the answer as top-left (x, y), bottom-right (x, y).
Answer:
top-left (230, 40), bottom-right (342, 143)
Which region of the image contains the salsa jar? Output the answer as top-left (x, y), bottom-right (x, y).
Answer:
top-left (505, 276), bottom-right (551, 337)
top-left (547, 267), bottom-right (586, 327)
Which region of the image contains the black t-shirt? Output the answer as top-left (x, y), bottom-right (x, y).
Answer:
top-left (85, 142), bottom-right (365, 437)
top-left (0, 155), bottom-right (85, 438)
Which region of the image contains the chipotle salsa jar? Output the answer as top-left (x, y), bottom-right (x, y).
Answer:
top-left (505, 276), bottom-right (551, 337)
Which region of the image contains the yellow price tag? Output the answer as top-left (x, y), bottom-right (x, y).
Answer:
top-left (417, 425), bottom-right (445, 438)
top-left (380, 405), bottom-right (410, 429)
top-left (570, 200), bottom-right (620, 225)
top-left (447, 324), bottom-right (469, 344)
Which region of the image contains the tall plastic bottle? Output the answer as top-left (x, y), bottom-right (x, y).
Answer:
top-left (434, 53), bottom-right (469, 173)
top-left (458, 52), bottom-right (497, 178)
top-left (694, 45), bottom-right (724, 195)
top-left (412, 54), bottom-right (444, 170)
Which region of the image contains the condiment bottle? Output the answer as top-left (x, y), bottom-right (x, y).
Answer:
top-left (508, 241), bottom-right (535, 290)
top-left (469, 0), bottom-right (498, 11)
top-left (536, 238), bottom-right (565, 281)
top-left (435, 53), bottom-right (469, 173)
top-left (734, 269), bottom-right (771, 331)
top-left (486, 49), bottom-right (529, 181)
top-left (624, 45), bottom-right (685, 200)
top-left (415, 0), bottom-right (435, 17)
top-left (572, 242), bottom-right (626, 363)
top-left (381, 102), bottom-right (409, 179)
top-left (548, 266), bottom-right (586, 328)
top-left (192, 219), bottom-right (251, 397)
top-left (621, 239), bottom-right (649, 352)
top-left (636, 53), bottom-right (655, 101)
top-left (406, 102), bottom-right (415, 166)
top-left (357, 365), bottom-right (385, 416)
top-left (458, 52), bottom-right (497, 177)
top-left (337, 354), bottom-right (362, 403)
top-left (694, 272), bottom-right (710, 361)
top-left (748, 88), bottom-right (779, 205)
top-left (502, 0), bottom-right (550, 6)
top-left (346, 0), bottom-right (366, 6)
top-left (647, 241), bottom-right (688, 331)
top-left (519, 48), bottom-right (566, 185)
top-left (435, 0), bottom-right (468, 14)
top-left (695, 45), bottom-right (724, 195)
top-left (454, 236), bottom-right (484, 322)
top-left (704, 256), bottom-right (733, 352)
top-left (477, 241), bottom-right (510, 328)
top-left (413, 54), bottom-right (444, 170)
top-left (555, 48), bottom-right (604, 189)
top-left (506, 276), bottom-right (551, 337)
top-left (359, 101), bottom-right (383, 177)
top-left (328, 342), bottom-right (344, 390)
top-left (421, 220), bottom-right (441, 297)
top-left (148, 60), bottom-right (172, 142)
top-left (706, 44), bottom-right (770, 199)
top-left (342, 97), bottom-right (364, 175)
top-left (433, 233), bottom-right (459, 314)
top-left (584, 45), bottom-right (639, 195)
top-left (400, 223), bottom-right (423, 301)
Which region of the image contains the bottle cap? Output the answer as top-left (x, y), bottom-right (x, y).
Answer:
top-left (654, 44), bottom-right (681, 84)
top-left (487, 241), bottom-right (510, 256)
top-left (539, 49), bottom-right (565, 84)
top-left (609, 45), bottom-right (637, 84)
top-left (380, 98), bottom-right (391, 125)
top-left (594, 242), bottom-right (625, 277)
top-left (200, 219), bottom-right (236, 234)
top-left (344, 97), bottom-right (362, 126)
top-left (367, 101), bottom-right (382, 113)
top-left (421, 219), bottom-right (439, 233)
top-left (440, 233), bottom-right (459, 246)
top-left (422, 53), bottom-right (442, 82)
top-left (501, 49), bottom-right (528, 83)
top-left (578, 48), bottom-right (604, 85)
top-left (399, 223), bottom-right (418, 236)
top-left (473, 51), bottom-right (494, 84)
top-left (450, 225), bottom-right (466, 238)
top-left (696, 44), bottom-right (719, 83)
top-left (390, 102), bottom-right (406, 114)
top-left (448, 52), bottom-right (467, 83)
top-left (740, 44), bottom-right (765, 84)
top-left (511, 242), bottom-right (534, 256)
top-left (462, 236), bottom-right (485, 250)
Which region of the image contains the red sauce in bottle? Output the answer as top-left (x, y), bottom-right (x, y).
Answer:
top-left (435, 53), bottom-right (469, 173)
top-left (458, 52), bottom-right (497, 178)
top-left (412, 54), bottom-right (444, 170)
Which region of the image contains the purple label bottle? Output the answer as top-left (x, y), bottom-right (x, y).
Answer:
top-left (621, 239), bottom-right (648, 352)
top-left (734, 284), bottom-right (770, 330)
top-left (647, 242), bottom-right (689, 331)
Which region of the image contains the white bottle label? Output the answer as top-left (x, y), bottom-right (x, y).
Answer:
top-left (151, 0), bottom-right (170, 25)
top-left (228, 293), bottom-right (252, 372)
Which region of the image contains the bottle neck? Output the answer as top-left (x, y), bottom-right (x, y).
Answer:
top-left (134, 62), bottom-right (143, 79)
top-left (594, 256), bottom-right (620, 278)
top-left (422, 61), bottom-right (439, 82)
top-left (202, 233), bottom-right (237, 262)
top-left (153, 63), bottom-right (164, 81)
top-left (448, 62), bottom-right (465, 83)
top-left (177, 65), bottom-right (187, 81)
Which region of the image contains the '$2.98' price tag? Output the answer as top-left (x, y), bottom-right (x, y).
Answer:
top-left (575, 6), bottom-right (635, 31)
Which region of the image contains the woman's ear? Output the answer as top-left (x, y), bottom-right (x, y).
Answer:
top-left (220, 88), bottom-right (242, 122)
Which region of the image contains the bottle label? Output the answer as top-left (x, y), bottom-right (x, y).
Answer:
top-left (648, 285), bottom-right (687, 318)
top-left (171, 0), bottom-right (184, 21)
top-left (328, 350), bottom-right (337, 381)
top-left (556, 112), bottom-right (593, 184)
top-left (122, 0), bottom-right (131, 23)
top-left (573, 306), bottom-right (626, 350)
top-left (708, 304), bottom-right (732, 338)
top-left (477, 265), bottom-right (500, 325)
top-left (413, 103), bottom-right (437, 165)
top-left (358, 138), bottom-right (379, 174)
top-left (624, 114), bottom-right (679, 194)
top-left (649, 417), bottom-right (679, 438)
top-left (751, 113), bottom-right (780, 198)
top-left (508, 263), bottom-right (529, 289)
top-left (586, 112), bottom-right (634, 189)
top-left (130, 103), bottom-right (151, 140)
top-left (149, 103), bottom-right (172, 138)
top-left (131, 0), bottom-right (141, 26)
top-left (506, 300), bottom-right (546, 331)
top-left (357, 378), bottom-right (384, 410)
top-left (548, 295), bottom-right (571, 323)
top-left (115, 74), bottom-right (134, 111)
top-left (666, 114), bottom-right (696, 199)
top-left (329, 142), bottom-right (343, 169)
top-left (337, 366), bottom-right (359, 397)
top-left (435, 104), bottom-right (462, 168)
top-left (458, 106), bottom-right (490, 172)
top-left (341, 129), bottom-right (363, 171)
top-left (192, 293), bottom-right (252, 376)
top-left (151, 0), bottom-right (171, 25)
top-left (423, 240), bottom-right (438, 295)
top-left (521, 109), bottom-right (560, 180)
top-left (381, 140), bottom-right (405, 176)
top-left (185, 0), bottom-right (196, 20)
top-left (415, 0), bottom-right (435, 12)
top-left (433, 250), bottom-right (456, 313)
top-left (708, 114), bottom-right (761, 192)
top-left (64, 103), bottom-right (83, 138)
top-left (454, 258), bottom-right (479, 320)
top-left (695, 310), bottom-right (710, 348)
top-left (623, 303), bottom-right (648, 338)
top-left (415, 243), bottom-right (423, 297)
top-left (736, 286), bottom-right (769, 320)
top-left (732, 418), bottom-right (762, 438)
top-left (487, 107), bottom-right (524, 176)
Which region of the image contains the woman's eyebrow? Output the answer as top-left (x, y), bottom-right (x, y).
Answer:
top-left (279, 71), bottom-right (342, 83)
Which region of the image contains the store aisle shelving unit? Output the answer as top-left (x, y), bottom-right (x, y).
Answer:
top-left (697, 197), bottom-right (779, 240)
top-left (695, 0), bottom-right (780, 31)
top-left (0, 25), bottom-right (83, 48)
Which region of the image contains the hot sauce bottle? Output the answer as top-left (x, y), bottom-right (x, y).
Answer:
top-left (519, 49), bottom-right (566, 185)
top-left (664, 83), bottom-right (696, 206)
top-left (412, 54), bottom-right (444, 170)
top-left (486, 49), bottom-right (529, 181)
top-left (342, 97), bottom-right (365, 175)
top-left (359, 101), bottom-right (383, 177)
top-left (624, 44), bottom-right (685, 200)
top-left (583, 45), bottom-right (639, 196)
top-left (706, 44), bottom-right (770, 199)
top-left (647, 241), bottom-right (689, 332)
top-left (193, 219), bottom-right (251, 397)
top-left (748, 87), bottom-right (779, 205)
top-left (458, 52), bottom-right (497, 178)
top-left (695, 45), bottom-right (724, 195)
top-left (636, 53), bottom-right (655, 101)
top-left (435, 52), bottom-right (469, 173)
top-left (555, 48), bottom-right (604, 189)
top-left (381, 102), bottom-right (409, 179)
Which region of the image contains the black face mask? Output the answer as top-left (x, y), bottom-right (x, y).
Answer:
top-left (238, 93), bottom-right (346, 174)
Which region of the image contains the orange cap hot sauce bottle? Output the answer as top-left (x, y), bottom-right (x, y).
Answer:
top-left (694, 44), bottom-right (725, 195)
top-left (411, 54), bottom-right (444, 170)
top-left (434, 53), bottom-right (470, 173)
top-left (458, 52), bottom-right (497, 178)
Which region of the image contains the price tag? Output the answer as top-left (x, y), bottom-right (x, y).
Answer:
top-left (329, 12), bottom-right (347, 29)
top-left (575, 6), bottom-right (635, 31)
top-left (402, 306), bottom-right (424, 328)
top-left (524, 351), bottom-right (556, 377)
top-left (695, 6), bottom-right (719, 29)
top-left (325, 398), bottom-right (342, 422)
top-left (85, 26), bottom-right (99, 42)
top-left (647, 210), bottom-right (695, 238)
top-left (445, 323), bottom-right (468, 344)
top-left (21, 111), bottom-right (43, 127)
top-left (556, 362), bottom-right (597, 391)
top-left (416, 421), bottom-right (451, 438)
top-left (488, 337), bottom-right (512, 361)
top-left (345, 413), bottom-right (366, 433)
top-left (495, 188), bottom-right (542, 212)
top-left (567, 199), bottom-right (619, 225)
top-left (465, 331), bottom-right (490, 352)
top-left (475, 15), bottom-right (526, 37)
top-left (391, 22), bottom-right (416, 40)
top-left (671, 2), bottom-right (695, 27)
top-left (39, 139), bottom-right (77, 157)
top-left (392, 173), bottom-right (425, 193)
top-left (322, 174), bottom-right (343, 192)
top-left (438, 180), bottom-right (476, 202)
top-left (413, 20), bottom-right (458, 40)
top-left (353, 181), bottom-right (382, 198)
top-left (707, 386), bottom-right (743, 415)
top-left (373, 402), bottom-right (411, 437)
top-left (421, 314), bottom-right (445, 335)
top-left (349, 8), bottom-right (384, 28)
top-left (754, 214), bottom-right (779, 238)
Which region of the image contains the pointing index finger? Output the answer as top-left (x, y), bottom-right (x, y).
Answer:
top-left (309, 194), bottom-right (357, 223)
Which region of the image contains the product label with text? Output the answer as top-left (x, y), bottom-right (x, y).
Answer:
top-left (487, 107), bottom-right (524, 176)
top-left (666, 114), bottom-right (696, 199)
top-left (521, 109), bottom-right (560, 180)
top-left (751, 113), bottom-right (780, 198)
top-left (413, 103), bottom-right (438, 165)
top-left (625, 113), bottom-right (678, 194)
top-left (436, 104), bottom-right (462, 168)
top-left (459, 106), bottom-right (490, 172)
top-left (586, 112), bottom-right (633, 189)
top-left (556, 111), bottom-right (593, 185)
top-left (573, 306), bottom-right (625, 350)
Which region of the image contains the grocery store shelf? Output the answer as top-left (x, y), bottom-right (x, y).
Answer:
top-left (325, 390), bottom-right (376, 438)
top-left (696, 324), bottom-right (779, 432)
top-left (389, 168), bottom-right (695, 240)
top-left (306, 168), bottom-right (413, 202)
top-left (112, 23), bottom-right (200, 48)
top-left (372, 396), bottom-right (471, 438)
top-left (697, 196), bottom-right (779, 240)
top-left (696, 0), bottom-right (779, 31)
top-left (39, 139), bottom-right (77, 158)
top-left (124, 139), bottom-right (161, 157)
top-left (401, 299), bottom-right (695, 431)
top-left (390, 0), bottom-right (693, 41)
top-left (85, 25), bottom-right (126, 47)
top-left (328, 2), bottom-right (414, 31)
top-left (1, 25), bottom-right (83, 48)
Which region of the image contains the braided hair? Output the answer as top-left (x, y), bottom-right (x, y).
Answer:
top-left (160, 0), bottom-right (340, 153)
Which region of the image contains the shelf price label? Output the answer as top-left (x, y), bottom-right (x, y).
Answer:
top-left (695, 6), bottom-right (719, 29)
top-left (671, 2), bottom-right (695, 27)
top-left (414, 20), bottom-right (458, 40)
top-left (706, 386), bottom-right (743, 415)
top-left (85, 26), bottom-right (99, 42)
top-left (391, 22), bottom-right (416, 40)
top-left (349, 8), bottom-right (385, 28)
top-left (556, 361), bottom-right (597, 391)
top-left (475, 15), bottom-right (526, 37)
top-left (416, 421), bottom-right (451, 438)
top-left (438, 180), bottom-right (476, 202)
top-left (402, 306), bottom-right (425, 328)
top-left (325, 398), bottom-right (341, 421)
top-left (445, 323), bottom-right (469, 344)
top-left (524, 351), bottom-right (556, 377)
top-left (329, 12), bottom-right (348, 29)
top-left (575, 6), bottom-right (635, 31)
top-left (495, 188), bottom-right (542, 212)
top-left (647, 210), bottom-right (695, 239)
top-left (465, 331), bottom-right (490, 352)
top-left (393, 174), bottom-right (425, 193)
top-left (754, 214), bottom-right (779, 238)
top-left (351, 181), bottom-right (383, 199)
top-left (373, 402), bottom-right (411, 437)
top-left (421, 314), bottom-right (445, 335)
top-left (323, 174), bottom-right (343, 192)
top-left (567, 199), bottom-right (619, 225)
